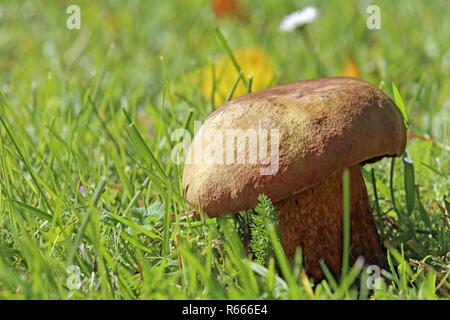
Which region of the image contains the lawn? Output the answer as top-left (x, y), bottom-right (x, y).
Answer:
top-left (0, 0), bottom-right (448, 300)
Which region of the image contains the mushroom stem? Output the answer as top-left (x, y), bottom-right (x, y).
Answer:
top-left (276, 165), bottom-right (384, 280)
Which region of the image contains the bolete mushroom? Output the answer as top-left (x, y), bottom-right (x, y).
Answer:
top-left (182, 77), bottom-right (406, 280)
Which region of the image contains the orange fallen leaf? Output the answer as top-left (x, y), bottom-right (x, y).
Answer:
top-left (178, 209), bottom-right (201, 221)
top-left (407, 133), bottom-right (450, 151)
top-left (342, 53), bottom-right (361, 79)
top-left (212, 0), bottom-right (244, 19)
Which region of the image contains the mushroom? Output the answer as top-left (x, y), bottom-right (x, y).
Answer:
top-left (182, 77), bottom-right (406, 279)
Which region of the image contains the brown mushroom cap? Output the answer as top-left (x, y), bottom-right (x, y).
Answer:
top-left (182, 77), bottom-right (406, 217)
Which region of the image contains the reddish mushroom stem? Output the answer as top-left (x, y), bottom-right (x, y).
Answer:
top-left (276, 165), bottom-right (384, 280)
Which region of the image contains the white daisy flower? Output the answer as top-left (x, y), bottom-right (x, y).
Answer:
top-left (279, 6), bottom-right (319, 32)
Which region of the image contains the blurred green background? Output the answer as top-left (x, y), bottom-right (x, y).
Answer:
top-left (0, 0), bottom-right (449, 300)
top-left (0, 0), bottom-right (448, 137)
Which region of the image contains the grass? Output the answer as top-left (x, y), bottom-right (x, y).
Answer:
top-left (0, 0), bottom-right (449, 299)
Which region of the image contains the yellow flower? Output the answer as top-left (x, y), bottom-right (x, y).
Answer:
top-left (201, 46), bottom-right (275, 107)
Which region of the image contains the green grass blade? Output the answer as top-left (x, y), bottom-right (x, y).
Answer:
top-left (403, 152), bottom-right (416, 215)
top-left (341, 168), bottom-right (351, 280)
top-left (268, 224), bottom-right (300, 299)
top-left (107, 211), bottom-right (162, 240)
top-left (392, 82), bottom-right (410, 128)
top-left (9, 200), bottom-right (52, 222)
top-left (215, 28), bottom-right (247, 86)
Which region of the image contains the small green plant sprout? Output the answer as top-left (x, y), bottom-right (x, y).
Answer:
top-left (249, 194), bottom-right (280, 266)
